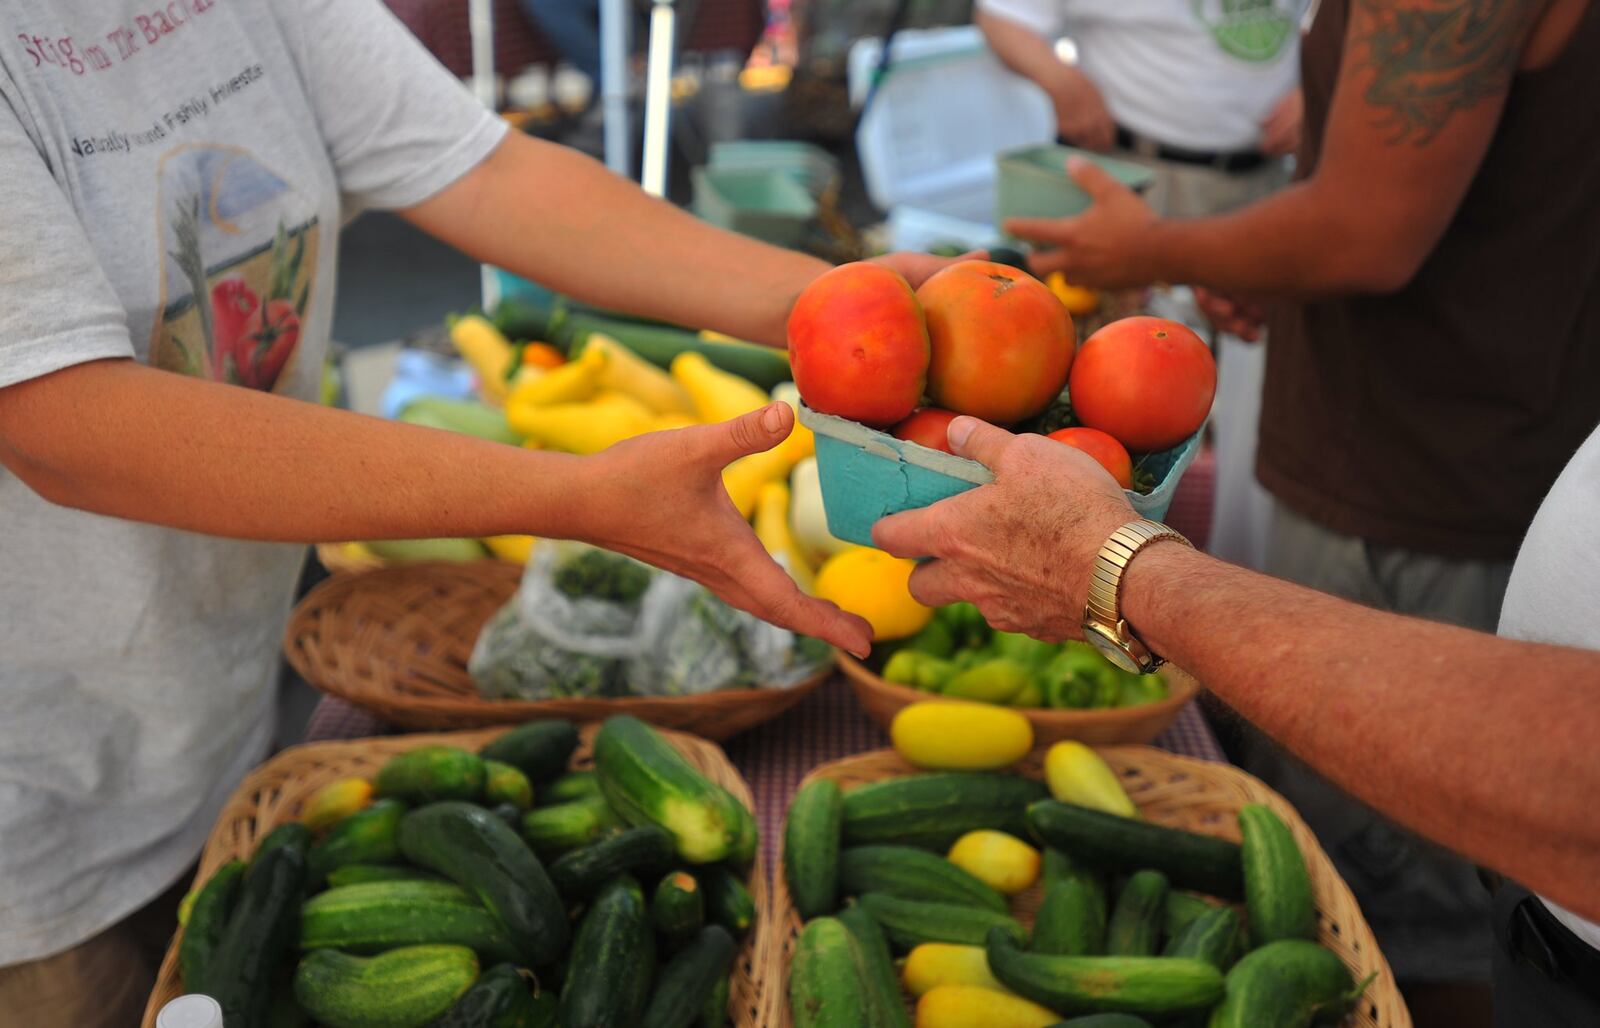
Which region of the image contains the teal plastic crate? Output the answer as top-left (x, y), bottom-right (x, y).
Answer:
top-left (691, 166), bottom-right (818, 248)
top-left (996, 144), bottom-right (1157, 224)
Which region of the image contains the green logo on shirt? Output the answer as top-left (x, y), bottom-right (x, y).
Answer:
top-left (1191, 0), bottom-right (1297, 63)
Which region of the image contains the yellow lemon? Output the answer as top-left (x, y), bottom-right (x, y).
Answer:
top-left (813, 547), bottom-right (932, 641)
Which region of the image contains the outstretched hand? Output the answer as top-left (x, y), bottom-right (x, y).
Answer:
top-left (1004, 158), bottom-right (1157, 287)
top-left (579, 403), bottom-right (872, 656)
top-left (872, 417), bottom-right (1135, 641)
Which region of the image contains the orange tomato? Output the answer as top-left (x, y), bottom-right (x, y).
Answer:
top-left (1047, 427), bottom-right (1133, 488)
top-left (1068, 317), bottom-right (1215, 452)
top-left (788, 263), bottom-right (930, 427)
top-left (891, 408), bottom-right (960, 454)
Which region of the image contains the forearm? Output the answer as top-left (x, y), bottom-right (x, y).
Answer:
top-left (1121, 544), bottom-right (1600, 920)
top-left (0, 360), bottom-right (586, 543)
top-left (975, 10), bottom-right (1078, 96)
top-left (403, 133), bottom-right (828, 346)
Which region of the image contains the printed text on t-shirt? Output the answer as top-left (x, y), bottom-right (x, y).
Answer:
top-left (18, 0), bottom-right (221, 77)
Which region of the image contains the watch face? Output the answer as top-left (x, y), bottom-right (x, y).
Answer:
top-left (1084, 623), bottom-right (1143, 675)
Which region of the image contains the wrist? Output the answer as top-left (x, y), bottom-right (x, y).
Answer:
top-left (1118, 541), bottom-right (1206, 656)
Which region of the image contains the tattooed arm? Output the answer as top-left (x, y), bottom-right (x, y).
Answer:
top-left (1009, 0), bottom-right (1567, 294)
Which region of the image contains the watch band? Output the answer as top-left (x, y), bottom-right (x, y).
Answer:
top-left (1086, 518), bottom-right (1192, 644)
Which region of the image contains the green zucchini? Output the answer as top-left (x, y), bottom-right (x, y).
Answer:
top-left (1026, 801), bottom-right (1244, 899)
top-left (594, 715), bottom-right (753, 863)
top-left (1032, 849), bottom-right (1107, 956)
top-left (788, 916), bottom-right (874, 1028)
top-left (326, 864), bottom-right (447, 888)
top-left (489, 802), bottom-right (525, 833)
top-left (294, 944), bottom-right (478, 1028)
top-left (1163, 905), bottom-right (1241, 971)
top-left (550, 825), bottom-right (676, 899)
top-left (838, 902), bottom-right (912, 1028)
top-left (1163, 892), bottom-right (1218, 941)
top-left (857, 892), bottom-right (1022, 953)
top-left (1048, 1016), bottom-right (1154, 1028)
top-left (653, 871), bottom-right (706, 951)
top-left (985, 928), bottom-right (1224, 1017)
top-left (200, 839), bottom-right (309, 1028)
top-left (699, 865), bottom-right (756, 938)
top-left (398, 802), bottom-right (569, 966)
top-left (400, 397), bottom-right (522, 446)
top-left (1208, 939), bottom-right (1370, 1028)
top-left (479, 720), bottom-right (580, 785)
top-left (426, 963), bottom-right (550, 1027)
top-left (376, 746), bottom-right (487, 804)
top-left (560, 875), bottom-right (655, 1028)
top-left (642, 925), bottom-right (737, 1028)
top-left (179, 859), bottom-right (246, 990)
top-left (520, 795), bottom-right (621, 856)
top-left (299, 880), bottom-right (518, 963)
top-left (784, 780), bottom-right (844, 919)
top-left (543, 771), bottom-right (602, 805)
top-left (1238, 804), bottom-right (1315, 944)
top-left (309, 799), bottom-right (406, 885)
top-left (1106, 871), bottom-right (1168, 956)
top-left (252, 823), bottom-right (313, 870)
top-left (841, 773), bottom-right (1047, 851)
top-left (699, 972), bottom-right (730, 1028)
top-left (483, 760), bottom-right (535, 811)
top-left (837, 846), bottom-right (1007, 913)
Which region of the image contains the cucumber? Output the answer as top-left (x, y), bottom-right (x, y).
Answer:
top-left (299, 880), bottom-right (519, 963)
top-left (252, 823), bottom-right (313, 870)
top-left (294, 944), bottom-right (478, 1028)
top-left (594, 716), bottom-right (753, 863)
top-left (653, 871), bottom-right (706, 951)
top-left (309, 799), bottom-right (406, 885)
top-left (837, 846), bottom-right (1008, 913)
top-left (857, 892), bottom-right (1022, 953)
top-left (179, 859), bottom-right (245, 990)
top-left (841, 773), bottom-right (1047, 851)
top-left (641, 925), bottom-right (737, 1028)
top-left (1208, 939), bottom-right (1369, 1028)
top-left (1238, 804), bottom-right (1315, 944)
top-left (520, 795), bottom-right (621, 856)
top-left (1163, 905), bottom-right (1241, 971)
top-left (398, 801), bottom-right (569, 966)
top-left (543, 771), bottom-right (602, 805)
top-left (1106, 871), bottom-right (1168, 956)
top-left (550, 825), bottom-right (676, 899)
top-left (366, 538), bottom-right (487, 563)
top-left (376, 746), bottom-right (487, 804)
top-left (699, 972), bottom-right (730, 1028)
top-left (838, 902), bottom-right (912, 1028)
top-left (480, 720), bottom-right (580, 785)
top-left (426, 963), bottom-right (549, 1027)
top-left (326, 864), bottom-right (447, 889)
top-left (489, 802), bottom-right (525, 833)
top-left (699, 864), bottom-right (756, 938)
top-left (784, 780), bottom-right (844, 919)
top-left (788, 917), bottom-right (874, 1028)
top-left (483, 760), bottom-right (535, 811)
top-left (985, 928), bottom-right (1224, 1017)
top-left (560, 874), bottom-right (655, 1028)
top-left (1032, 849), bottom-right (1107, 956)
top-left (1163, 891), bottom-right (1218, 941)
top-left (1026, 801), bottom-right (1244, 899)
top-left (1050, 1016), bottom-right (1154, 1028)
top-left (200, 840), bottom-right (309, 1028)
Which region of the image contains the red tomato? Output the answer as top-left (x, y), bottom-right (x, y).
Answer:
top-left (788, 263), bottom-right (929, 427)
top-left (891, 408), bottom-right (960, 453)
top-left (1068, 317), bottom-right (1215, 452)
top-left (1047, 427), bottom-right (1133, 488)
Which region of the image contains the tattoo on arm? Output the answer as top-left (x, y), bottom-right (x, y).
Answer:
top-left (1354, 0), bottom-right (1537, 143)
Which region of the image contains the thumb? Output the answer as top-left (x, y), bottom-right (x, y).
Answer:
top-left (1066, 156), bottom-right (1123, 202)
top-left (947, 416), bottom-right (1013, 470)
top-left (700, 402), bottom-right (791, 464)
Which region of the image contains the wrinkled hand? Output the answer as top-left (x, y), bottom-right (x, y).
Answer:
top-left (1193, 287), bottom-right (1267, 342)
top-left (1260, 88), bottom-right (1303, 158)
top-left (1004, 158), bottom-right (1157, 287)
top-left (579, 403), bottom-right (872, 656)
top-left (872, 418), bottom-right (1135, 642)
top-left (1053, 68), bottom-right (1116, 152)
top-left (870, 250), bottom-right (985, 289)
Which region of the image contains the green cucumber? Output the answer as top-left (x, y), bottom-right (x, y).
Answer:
top-left (1208, 939), bottom-right (1370, 1028)
top-left (1163, 905), bottom-right (1241, 971)
top-left (653, 871), bottom-right (706, 951)
top-left (376, 746), bottom-right (486, 804)
top-left (550, 825), bottom-right (676, 899)
top-left (857, 892), bottom-right (1022, 953)
top-left (1163, 892), bottom-right (1218, 941)
top-left (325, 864), bottom-right (446, 888)
top-left (521, 795), bottom-right (621, 856)
top-left (838, 902), bottom-right (912, 1028)
top-left (489, 802), bottom-right (525, 833)
top-left (1049, 1016), bottom-right (1154, 1028)
top-left (841, 773), bottom-right (1047, 851)
top-left (543, 771), bottom-right (602, 805)
top-left (1106, 871), bottom-right (1168, 956)
top-left (1238, 804), bottom-right (1315, 944)
top-left (594, 716), bottom-right (753, 863)
top-left (294, 944), bottom-right (478, 1028)
top-left (985, 928), bottom-right (1224, 1017)
top-left (699, 865), bottom-right (756, 938)
top-left (480, 721), bottom-right (580, 785)
top-left (252, 823), bottom-right (313, 870)
top-left (784, 780), bottom-right (844, 920)
top-left (1032, 849), bottom-right (1107, 956)
top-left (483, 760), bottom-right (535, 811)
top-left (788, 917), bottom-right (874, 1028)
top-left (308, 799), bottom-right (406, 885)
top-left (560, 875), bottom-right (655, 1028)
top-left (642, 925), bottom-right (737, 1028)
top-left (398, 802), bottom-right (569, 966)
top-left (837, 846), bottom-right (1008, 913)
top-left (699, 972), bottom-right (730, 1028)
top-left (179, 860), bottom-right (246, 990)
top-left (1026, 801), bottom-right (1244, 899)
top-left (426, 963), bottom-right (551, 1027)
top-left (299, 880), bottom-right (518, 963)
top-left (201, 839), bottom-right (309, 1028)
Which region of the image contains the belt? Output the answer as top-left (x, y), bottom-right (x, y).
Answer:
top-left (1507, 890), bottom-right (1600, 1004)
top-left (1112, 126), bottom-right (1269, 174)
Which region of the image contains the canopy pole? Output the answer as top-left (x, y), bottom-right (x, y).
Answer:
top-left (599, 0), bottom-right (632, 176)
top-left (639, 0), bottom-right (677, 197)
top-left (468, 0), bottom-right (500, 309)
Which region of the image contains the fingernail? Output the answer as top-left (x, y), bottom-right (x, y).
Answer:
top-left (947, 417), bottom-right (975, 451)
top-left (760, 403), bottom-right (785, 433)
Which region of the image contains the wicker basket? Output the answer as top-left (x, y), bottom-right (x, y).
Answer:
top-left (839, 653), bottom-right (1201, 746)
top-left (142, 724), bottom-right (771, 1027)
top-left (284, 561), bottom-right (832, 738)
top-left (763, 746), bottom-right (1411, 1028)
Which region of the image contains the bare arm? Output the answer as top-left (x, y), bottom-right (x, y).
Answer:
top-left (976, 9), bottom-right (1115, 151)
top-left (874, 418), bottom-right (1600, 921)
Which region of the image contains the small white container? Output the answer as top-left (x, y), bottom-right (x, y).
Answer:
top-left (157, 994), bottom-right (224, 1028)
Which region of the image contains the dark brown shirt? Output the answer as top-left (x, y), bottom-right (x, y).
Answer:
top-left (1258, 0), bottom-right (1600, 560)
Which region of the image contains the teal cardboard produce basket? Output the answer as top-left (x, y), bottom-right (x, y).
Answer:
top-left (996, 143), bottom-right (1156, 224)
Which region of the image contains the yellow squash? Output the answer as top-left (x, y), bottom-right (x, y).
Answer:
top-left (890, 701), bottom-right (1033, 771)
top-left (753, 481), bottom-right (815, 592)
top-left (449, 314), bottom-right (515, 404)
top-left (903, 944), bottom-right (1011, 999)
top-left (671, 351), bottom-right (770, 423)
top-left (769, 382), bottom-right (815, 464)
top-left (946, 830), bottom-right (1042, 895)
top-left (507, 344), bottom-right (606, 412)
top-left (1044, 740), bottom-right (1140, 818)
top-left (584, 334), bottom-right (695, 416)
top-left (483, 535), bottom-right (537, 564)
top-left (721, 442), bottom-right (797, 519)
top-left (513, 392), bottom-right (655, 454)
top-left (301, 777), bottom-right (375, 832)
top-left (915, 985), bottom-right (1059, 1028)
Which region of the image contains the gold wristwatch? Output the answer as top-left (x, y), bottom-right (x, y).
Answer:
top-left (1083, 518), bottom-right (1191, 674)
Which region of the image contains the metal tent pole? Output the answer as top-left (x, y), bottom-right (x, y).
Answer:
top-left (639, 0), bottom-right (677, 197)
top-left (599, 0), bottom-right (632, 175)
top-left (468, 0), bottom-right (500, 309)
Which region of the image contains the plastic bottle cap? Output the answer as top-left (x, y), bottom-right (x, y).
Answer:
top-left (157, 994), bottom-right (224, 1028)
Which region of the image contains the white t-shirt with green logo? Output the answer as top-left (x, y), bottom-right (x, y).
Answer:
top-left (979, 0), bottom-right (1308, 152)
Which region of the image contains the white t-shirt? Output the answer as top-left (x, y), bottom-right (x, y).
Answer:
top-left (978, 0), bottom-right (1307, 151)
top-left (0, 0), bottom-right (504, 964)
top-left (1496, 422), bottom-right (1600, 951)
